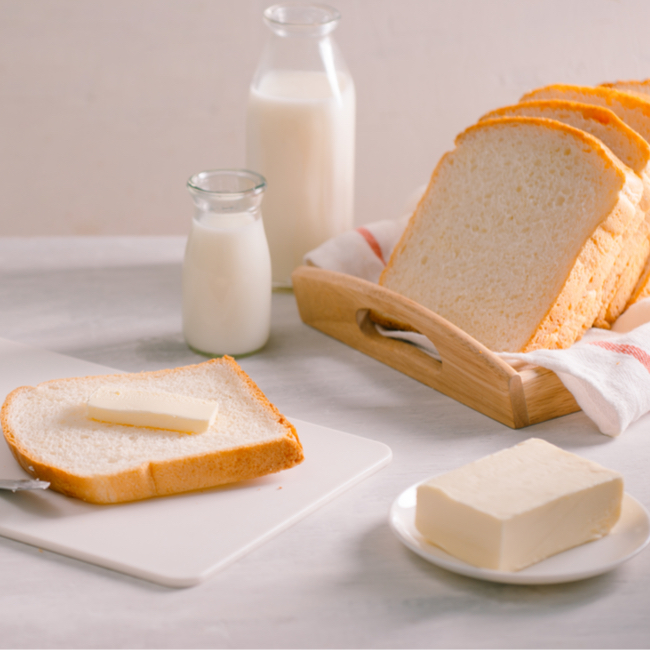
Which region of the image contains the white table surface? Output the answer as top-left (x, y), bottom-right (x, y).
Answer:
top-left (1, 236), bottom-right (649, 649)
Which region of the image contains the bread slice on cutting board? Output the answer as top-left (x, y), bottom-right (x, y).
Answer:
top-left (479, 99), bottom-right (650, 328)
top-left (0, 357), bottom-right (304, 504)
top-left (378, 117), bottom-right (643, 352)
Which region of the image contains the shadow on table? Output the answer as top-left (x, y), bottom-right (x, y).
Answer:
top-left (343, 520), bottom-right (617, 622)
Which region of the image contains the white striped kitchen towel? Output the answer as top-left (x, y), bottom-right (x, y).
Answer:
top-left (304, 215), bottom-right (409, 283)
top-left (500, 312), bottom-right (650, 436)
top-left (304, 210), bottom-right (650, 436)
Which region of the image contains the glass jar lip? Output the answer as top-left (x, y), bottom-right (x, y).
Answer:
top-left (187, 169), bottom-right (266, 197)
top-left (263, 3), bottom-right (341, 34)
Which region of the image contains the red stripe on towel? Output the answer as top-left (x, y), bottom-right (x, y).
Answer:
top-left (356, 227), bottom-right (386, 265)
top-left (589, 341), bottom-right (650, 373)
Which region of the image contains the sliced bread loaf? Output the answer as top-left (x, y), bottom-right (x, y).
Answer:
top-left (0, 357), bottom-right (304, 504)
top-left (480, 99), bottom-right (650, 327)
top-left (378, 117), bottom-right (642, 352)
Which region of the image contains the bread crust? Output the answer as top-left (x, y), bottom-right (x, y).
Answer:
top-left (600, 79), bottom-right (650, 101)
top-left (627, 253), bottom-right (650, 305)
top-left (520, 84), bottom-right (650, 142)
top-left (481, 100), bottom-right (650, 181)
top-left (0, 357), bottom-right (304, 504)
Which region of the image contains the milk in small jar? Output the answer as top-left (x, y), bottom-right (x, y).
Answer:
top-left (182, 170), bottom-right (271, 357)
top-left (246, 3), bottom-right (356, 288)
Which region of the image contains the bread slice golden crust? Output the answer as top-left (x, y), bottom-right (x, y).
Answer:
top-left (379, 117), bottom-right (642, 352)
top-left (520, 84), bottom-right (650, 144)
top-left (0, 357), bottom-right (303, 504)
top-left (481, 100), bottom-right (650, 184)
top-left (600, 79), bottom-right (650, 101)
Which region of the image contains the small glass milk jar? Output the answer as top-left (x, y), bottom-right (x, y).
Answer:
top-left (182, 169), bottom-right (272, 357)
top-left (246, 2), bottom-right (356, 288)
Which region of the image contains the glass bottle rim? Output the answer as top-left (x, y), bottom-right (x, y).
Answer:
top-left (187, 169), bottom-right (266, 198)
top-left (263, 3), bottom-right (341, 36)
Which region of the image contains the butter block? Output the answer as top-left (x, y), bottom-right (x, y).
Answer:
top-left (415, 438), bottom-right (623, 571)
top-left (87, 386), bottom-right (219, 434)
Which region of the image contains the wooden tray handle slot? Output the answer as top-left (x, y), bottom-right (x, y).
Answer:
top-left (354, 307), bottom-right (443, 373)
top-left (292, 266), bottom-right (530, 428)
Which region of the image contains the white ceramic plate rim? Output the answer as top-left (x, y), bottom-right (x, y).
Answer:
top-left (389, 483), bottom-right (650, 585)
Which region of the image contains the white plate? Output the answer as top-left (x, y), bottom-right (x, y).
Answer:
top-left (389, 483), bottom-right (650, 585)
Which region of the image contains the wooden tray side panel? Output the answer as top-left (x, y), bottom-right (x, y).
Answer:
top-left (518, 366), bottom-right (581, 424)
top-left (292, 267), bottom-right (530, 428)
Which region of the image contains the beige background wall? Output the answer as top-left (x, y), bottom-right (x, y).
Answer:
top-left (2, 0), bottom-right (650, 236)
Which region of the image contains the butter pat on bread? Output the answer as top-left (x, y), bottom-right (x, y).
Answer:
top-left (87, 386), bottom-right (219, 434)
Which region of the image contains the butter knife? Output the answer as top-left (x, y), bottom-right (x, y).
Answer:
top-left (0, 479), bottom-right (50, 492)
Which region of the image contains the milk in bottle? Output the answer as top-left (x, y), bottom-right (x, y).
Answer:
top-left (182, 170), bottom-right (271, 357)
top-left (246, 3), bottom-right (355, 287)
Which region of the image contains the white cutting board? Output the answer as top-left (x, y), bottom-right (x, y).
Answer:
top-left (0, 339), bottom-right (392, 587)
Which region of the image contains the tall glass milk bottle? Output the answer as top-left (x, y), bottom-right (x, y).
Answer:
top-left (182, 169), bottom-right (271, 357)
top-left (246, 3), bottom-right (356, 288)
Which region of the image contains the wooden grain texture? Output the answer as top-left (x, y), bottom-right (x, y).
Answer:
top-left (292, 266), bottom-right (580, 428)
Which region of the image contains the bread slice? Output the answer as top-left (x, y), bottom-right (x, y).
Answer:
top-left (378, 117), bottom-right (642, 352)
top-left (480, 99), bottom-right (650, 327)
top-left (520, 85), bottom-right (650, 317)
top-left (0, 357), bottom-right (304, 504)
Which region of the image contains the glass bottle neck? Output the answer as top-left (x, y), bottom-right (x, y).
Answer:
top-left (187, 170), bottom-right (265, 217)
top-left (251, 4), bottom-right (350, 97)
top-left (263, 3), bottom-right (341, 38)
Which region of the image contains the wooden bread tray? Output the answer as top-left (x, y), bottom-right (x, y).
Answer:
top-left (291, 266), bottom-right (580, 429)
